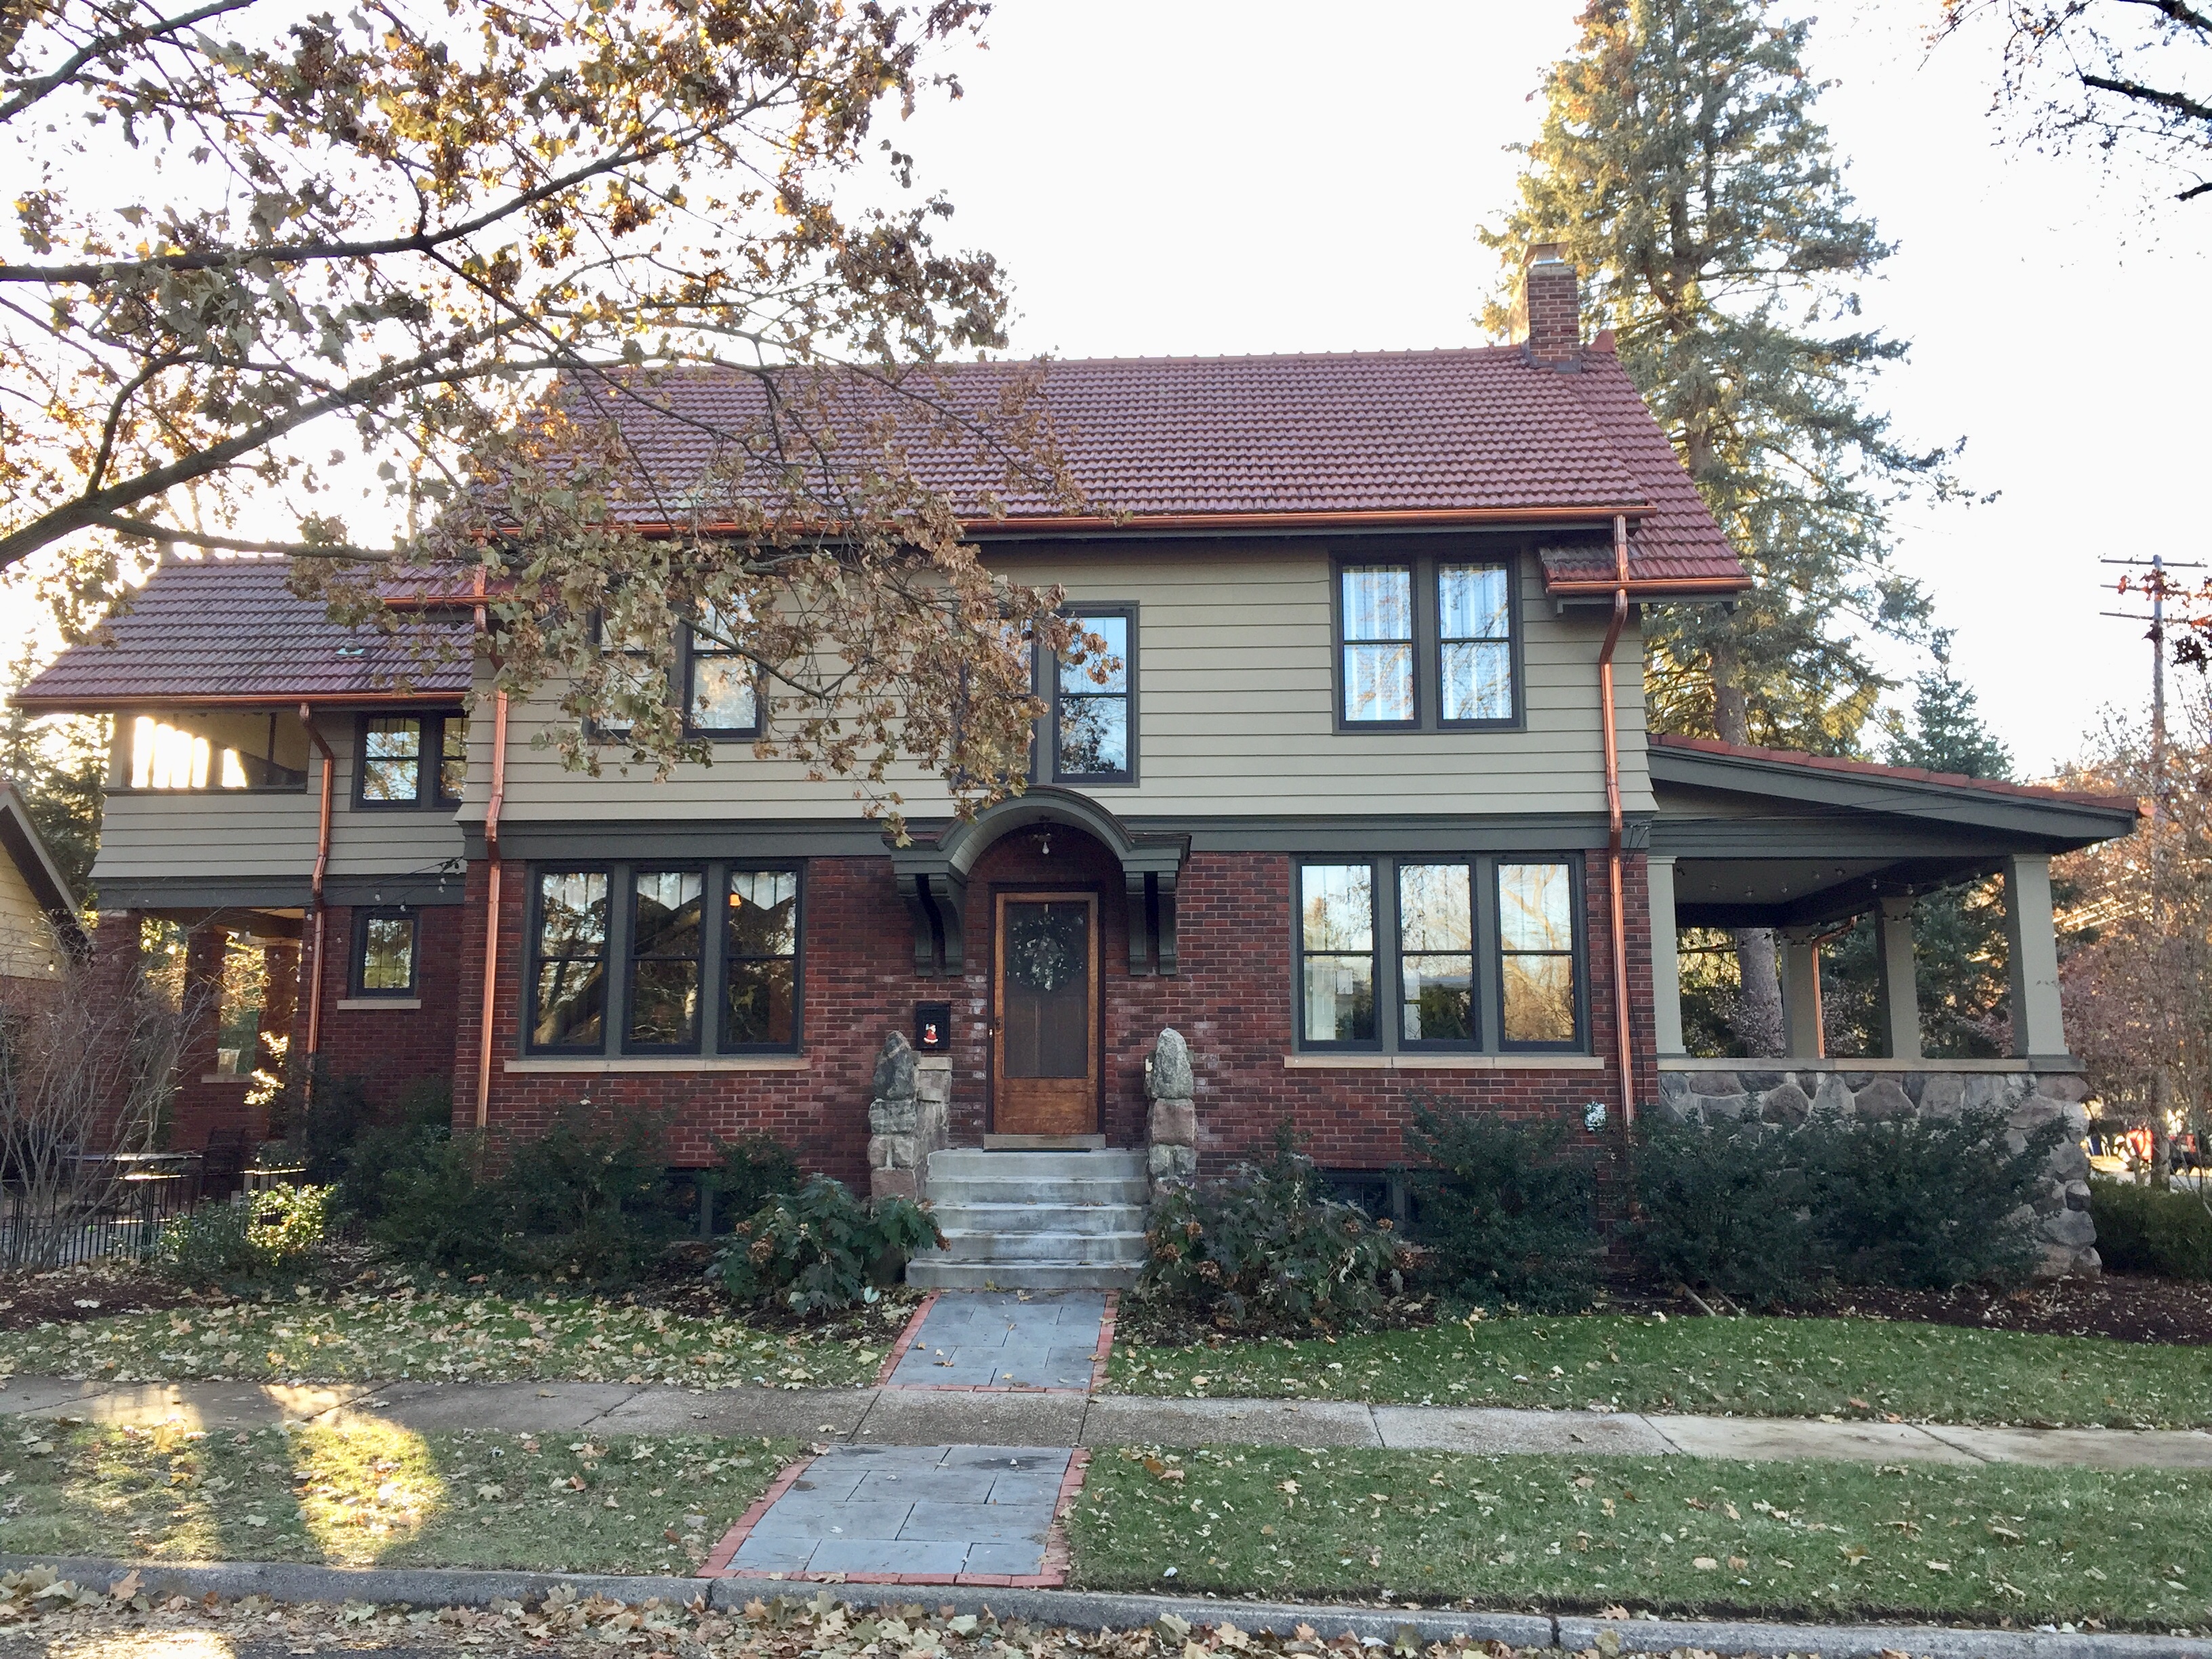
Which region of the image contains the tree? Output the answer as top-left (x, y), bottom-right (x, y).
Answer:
top-left (1822, 644), bottom-right (2017, 1059)
top-left (1, 0), bottom-right (1088, 827)
top-left (0, 642), bottom-right (104, 900)
top-left (1946, 0), bottom-right (2212, 207)
top-left (1485, 0), bottom-right (1965, 1053)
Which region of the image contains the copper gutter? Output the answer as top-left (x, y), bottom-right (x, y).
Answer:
top-left (1547, 575), bottom-right (1750, 600)
top-left (302, 705), bottom-right (335, 1068)
top-left (12, 691), bottom-right (465, 715)
top-left (1597, 516), bottom-right (1636, 1130)
top-left (595, 504), bottom-right (1656, 539)
top-left (474, 689), bottom-right (510, 1129)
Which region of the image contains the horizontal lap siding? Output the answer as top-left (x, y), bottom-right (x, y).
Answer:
top-left (470, 542), bottom-right (1652, 825)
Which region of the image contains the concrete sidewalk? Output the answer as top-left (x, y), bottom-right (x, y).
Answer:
top-left (5, 1374), bottom-right (2209, 1470)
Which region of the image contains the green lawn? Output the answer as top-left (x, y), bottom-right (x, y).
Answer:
top-left (1107, 1313), bottom-right (2212, 1429)
top-left (0, 1421), bottom-right (796, 1574)
top-left (0, 1287), bottom-right (901, 1390)
top-left (1070, 1443), bottom-right (2212, 1630)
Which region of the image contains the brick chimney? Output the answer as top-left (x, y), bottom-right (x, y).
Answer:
top-left (1522, 243), bottom-right (1580, 364)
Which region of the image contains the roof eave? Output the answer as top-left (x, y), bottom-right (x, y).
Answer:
top-left (9, 689), bottom-right (471, 715)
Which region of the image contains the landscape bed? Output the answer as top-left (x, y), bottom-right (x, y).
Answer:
top-left (1069, 1443), bottom-right (2212, 1631)
top-left (1107, 1313), bottom-right (2212, 1429)
top-left (0, 1422), bottom-right (798, 1574)
top-left (0, 1286), bottom-right (901, 1390)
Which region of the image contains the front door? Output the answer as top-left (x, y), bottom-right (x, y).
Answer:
top-left (993, 892), bottom-right (1100, 1136)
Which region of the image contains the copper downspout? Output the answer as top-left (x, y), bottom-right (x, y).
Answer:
top-left (474, 689), bottom-right (510, 1129)
top-left (302, 705), bottom-right (335, 1067)
top-left (1597, 516), bottom-right (1636, 1130)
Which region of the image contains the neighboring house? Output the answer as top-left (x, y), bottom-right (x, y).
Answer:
top-left (16, 251), bottom-right (2135, 1283)
top-left (0, 776), bottom-right (86, 986)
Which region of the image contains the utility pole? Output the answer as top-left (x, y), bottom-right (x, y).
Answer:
top-left (2104, 555), bottom-right (2205, 1179)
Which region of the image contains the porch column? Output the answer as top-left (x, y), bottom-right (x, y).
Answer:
top-left (1647, 854), bottom-right (1684, 1056)
top-left (1778, 927), bottom-right (1824, 1059)
top-left (2004, 853), bottom-right (2068, 1058)
top-left (1875, 896), bottom-right (1921, 1061)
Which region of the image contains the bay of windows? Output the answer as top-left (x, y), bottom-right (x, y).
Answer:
top-left (1295, 855), bottom-right (1581, 1052)
top-left (527, 862), bottom-right (800, 1055)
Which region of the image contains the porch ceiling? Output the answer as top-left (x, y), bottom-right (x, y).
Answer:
top-left (1670, 853), bottom-right (1999, 929)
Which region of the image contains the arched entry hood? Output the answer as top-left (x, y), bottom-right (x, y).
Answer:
top-left (886, 787), bottom-right (1189, 977)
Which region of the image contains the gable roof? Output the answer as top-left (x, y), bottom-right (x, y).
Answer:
top-left (556, 342), bottom-right (1745, 593)
top-left (12, 560), bottom-right (472, 712)
top-left (0, 777), bottom-right (87, 954)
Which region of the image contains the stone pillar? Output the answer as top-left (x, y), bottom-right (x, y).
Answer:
top-left (2004, 853), bottom-right (2068, 1059)
top-left (1143, 1027), bottom-right (1197, 1202)
top-left (1647, 855), bottom-right (1685, 1057)
top-left (1778, 928), bottom-right (1824, 1060)
top-left (1875, 897), bottom-right (1921, 1062)
top-left (867, 1031), bottom-right (947, 1204)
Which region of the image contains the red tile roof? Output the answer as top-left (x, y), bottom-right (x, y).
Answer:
top-left (552, 342), bottom-right (1746, 590)
top-left (1650, 734), bottom-right (2140, 816)
top-left (13, 559), bottom-right (472, 710)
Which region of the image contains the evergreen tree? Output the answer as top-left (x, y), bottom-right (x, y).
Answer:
top-left (1486, 0), bottom-right (1967, 1054)
top-left (1, 641), bottom-right (105, 901)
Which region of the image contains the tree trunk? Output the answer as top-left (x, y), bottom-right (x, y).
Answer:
top-left (1711, 633), bottom-right (1786, 1056)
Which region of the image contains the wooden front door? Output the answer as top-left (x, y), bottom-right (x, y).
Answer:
top-left (993, 891), bottom-right (1100, 1136)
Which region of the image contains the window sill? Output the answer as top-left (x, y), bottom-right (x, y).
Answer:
top-left (197, 1073), bottom-right (255, 1085)
top-left (504, 1055), bottom-right (810, 1073)
top-left (1282, 1052), bottom-right (1603, 1071)
top-left (335, 996), bottom-right (421, 1011)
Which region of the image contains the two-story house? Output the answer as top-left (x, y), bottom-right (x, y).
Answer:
top-left (18, 252), bottom-right (2134, 1285)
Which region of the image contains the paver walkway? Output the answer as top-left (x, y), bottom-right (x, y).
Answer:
top-left (888, 1291), bottom-right (1107, 1389)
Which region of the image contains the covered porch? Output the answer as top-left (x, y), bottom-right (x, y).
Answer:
top-left (1645, 735), bottom-right (2139, 1072)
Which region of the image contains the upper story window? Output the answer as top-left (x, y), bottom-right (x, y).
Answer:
top-left (1046, 609), bottom-right (1134, 784)
top-left (1334, 554), bottom-right (1519, 731)
top-left (527, 861), bottom-right (802, 1057)
top-left (122, 711), bottom-right (308, 792)
top-left (685, 607), bottom-right (760, 739)
top-left (357, 713), bottom-right (466, 808)
top-left (1293, 853), bottom-right (1582, 1054)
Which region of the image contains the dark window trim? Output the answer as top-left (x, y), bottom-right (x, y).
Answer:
top-left (1044, 604), bottom-right (1138, 786)
top-left (1291, 851), bottom-right (1586, 1056)
top-left (353, 711), bottom-right (467, 810)
top-left (619, 864), bottom-right (710, 1055)
top-left (1493, 854), bottom-right (1590, 1053)
top-left (681, 619), bottom-right (764, 742)
top-left (1330, 550), bottom-right (1525, 735)
top-left (1391, 857), bottom-right (1483, 1052)
top-left (718, 863), bottom-right (805, 1055)
top-left (1292, 858), bottom-right (1383, 1052)
top-left (524, 864), bottom-right (615, 1055)
top-left (349, 906), bottom-right (419, 998)
top-left (1330, 562), bottom-right (1421, 731)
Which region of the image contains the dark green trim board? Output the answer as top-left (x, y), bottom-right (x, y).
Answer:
top-left (90, 876), bottom-right (315, 912)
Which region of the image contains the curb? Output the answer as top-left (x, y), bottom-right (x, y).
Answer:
top-left (4, 1554), bottom-right (2206, 1658)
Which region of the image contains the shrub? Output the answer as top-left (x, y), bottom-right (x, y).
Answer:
top-left (365, 1131), bottom-right (506, 1273)
top-left (161, 1184), bottom-right (332, 1281)
top-left (498, 1105), bottom-right (684, 1281)
top-left (1799, 1105), bottom-right (2058, 1290)
top-left (1138, 1134), bottom-right (1412, 1332)
top-left (1629, 1105), bottom-right (2061, 1298)
top-left (2091, 1178), bottom-right (2212, 1279)
top-left (711, 1132), bottom-right (804, 1231)
top-left (1629, 1115), bottom-right (1820, 1307)
top-left (711, 1176), bottom-right (942, 1313)
top-left (1405, 1105), bottom-right (1601, 1313)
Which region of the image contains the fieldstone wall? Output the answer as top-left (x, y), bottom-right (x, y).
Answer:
top-left (866, 1031), bottom-right (949, 1204)
top-left (1655, 1067), bottom-right (2097, 1279)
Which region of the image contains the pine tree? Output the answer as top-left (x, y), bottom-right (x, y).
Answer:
top-left (1, 641), bottom-right (105, 901)
top-left (1485, 0), bottom-right (1967, 1054)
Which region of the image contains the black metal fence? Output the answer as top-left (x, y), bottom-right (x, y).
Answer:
top-left (0, 1152), bottom-right (206, 1269)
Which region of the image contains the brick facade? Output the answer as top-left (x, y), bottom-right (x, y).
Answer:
top-left (312, 901), bottom-right (464, 1113)
top-left (444, 828), bottom-right (1656, 1190)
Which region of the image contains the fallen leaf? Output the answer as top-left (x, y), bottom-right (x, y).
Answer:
top-left (1692, 1557), bottom-right (1718, 1571)
top-left (109, 1572), bottom-right (142, 1601)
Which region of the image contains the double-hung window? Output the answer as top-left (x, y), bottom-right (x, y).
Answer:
top-left (1045, 609), bottom-right (1134, 783)
top-left (357, 713), bottom-right (467, 808)
top-left (527, 862), bottom-right (802, 1056)
top-left (1294, 854), bottom-right (1582, 1053)
top-left (1335, 554), bottom-right (1519, 730)
top-left (352, 909), bottom-right (419, 998)
top-left (685, 605), bottom-right (760, 738)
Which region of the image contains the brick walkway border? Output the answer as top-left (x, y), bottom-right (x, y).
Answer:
top-left (874, 1295), bottom-right (940, 1387)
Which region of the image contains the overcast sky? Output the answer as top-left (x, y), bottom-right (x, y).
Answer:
top-left (860, 0), bottom-right (2211, 777)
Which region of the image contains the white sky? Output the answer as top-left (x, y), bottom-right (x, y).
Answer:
top-left (865, 0), bottom-right (2211, 776)
top-left (7, 0), bottom-right (2205, 777)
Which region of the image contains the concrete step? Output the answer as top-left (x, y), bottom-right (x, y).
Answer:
top-left (928, 1228), bottom-right (1147, 1264)
top-left (905, 1258), bottom-right (1142, 1291)
top-left (928, 1147), bottom-right (1145, 1179)
top-left (928, 1174), bottom-right (1151, 1207)
top-left (930, 1201), bottom-right (1148, 1237)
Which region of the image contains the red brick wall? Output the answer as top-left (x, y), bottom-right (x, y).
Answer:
top-left (457, 832), bottom-right (1657, 1187)
top-left (312, 902), bottom-right (464, 1115)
